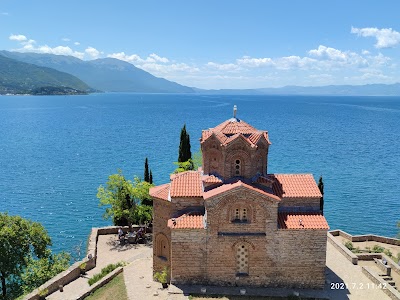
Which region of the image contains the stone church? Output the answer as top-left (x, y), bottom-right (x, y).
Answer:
top-left (150, 107), bottom-right (329, 288)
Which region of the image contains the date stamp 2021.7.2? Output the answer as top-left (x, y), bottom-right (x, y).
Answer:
top-left (330, 282), bottom-right (387, 290)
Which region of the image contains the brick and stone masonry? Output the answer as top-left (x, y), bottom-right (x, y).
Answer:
top-left (150, 107), bottom-right (329, 289)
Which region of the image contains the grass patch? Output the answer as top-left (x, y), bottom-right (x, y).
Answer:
top-left (84, 273), bottom-right (127, 300)
top-left (88, 262), bottom-right (125, 286)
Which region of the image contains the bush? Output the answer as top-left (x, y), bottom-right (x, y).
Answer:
top-left (153, 267), bottom-right (168, 284)
top-left (88, 262), bottom-right (125, 286)
top-left (352, 247), bottom-right (361, 253)
top-left (372, 245), bottom-right (385, 253)
top-left (384, 249), bottom-right (393, 257)
top-left (344, 241), bottom-right (354, 251)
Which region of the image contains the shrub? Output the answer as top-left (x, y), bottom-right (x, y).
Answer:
top-left (372, 245), bottom-right (384, 253)
top-left (384, 249), bottom-right (393, 257)
top-left (352, 247), bottom-right (361, 253)
top-left (88, 262), bottom-right (125, 286)
top-left (153, 267), bottom-right (168, 284)
top-left (344, 241), bottom-right (354, 251)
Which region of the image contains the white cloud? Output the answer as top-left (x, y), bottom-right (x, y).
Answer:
top-left (236, 56), bottom-right (274, 67)
top-left (351, 27), bottom-right (400, 48)
top-left (9, 34), bottom-right (27, 42)
top-left (74, 42), bottom-right (80, 46)
top-left (107, 52), bottom-right (169, 64)
top-left (62, 38), bottom-right (71, 42)
top-left (206, 62), bottom-right (241, 71)
top-left (362, 50), bottom-right (370, 55)
top-left (85, 46), bottom-right (100, 59)
top-left (148, 53), bottom-right (169, 63)
top-left (308, 45), bottom-right (347, 60)
top-left (1, 12), bottom-right (9, 16)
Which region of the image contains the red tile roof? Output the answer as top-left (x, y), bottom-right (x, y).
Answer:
top-left (213, 118), bottom-right (258, 135)
top-left (278, 212), bottom-right (329, 230)
top-left (201, 118), bottom-right (270, 147)
top-left (203, 180), bottom-right (280, 201)
top-left (202, 174), bottom-right (223, 184)
top-left (170, 171), bottom-right (203, 197)
top-left (272, 174), bottom-right (322, 198)
top-left (149, 183), bottom-right (170, 201)
top-left (167, 214), bottom-right (205, 229)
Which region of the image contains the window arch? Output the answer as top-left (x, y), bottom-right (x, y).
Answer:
top-left (155, 234), bottom-right (169, 260)
top-left (232, 206), bottom-right (250, 223)
top-left (236, 244), bottom-right (249, 275)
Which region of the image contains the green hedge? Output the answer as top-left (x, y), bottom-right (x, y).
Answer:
top-left (88, 262), bottom-right (125, 286)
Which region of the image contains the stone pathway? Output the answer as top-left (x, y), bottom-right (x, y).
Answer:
top-left (47, 235), bottom-right (151, 300)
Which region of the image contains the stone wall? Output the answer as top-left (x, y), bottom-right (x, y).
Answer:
top-left (171, 197), bottom-right (204, 211)
top-left (153, 198), bottom-right (172, 274)
top-left (170, 229), bottom-right (207, 284)
top-left (279, 196), bottom-right (320, 210)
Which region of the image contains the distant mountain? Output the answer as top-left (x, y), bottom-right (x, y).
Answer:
top-left (0, 51), bottom-right (194, 93)
top-left (0, 54), bottom-right (91, 95)
top-left (194, 83), bottom-right (400, 96)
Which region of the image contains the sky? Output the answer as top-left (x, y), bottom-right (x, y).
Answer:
top-left (1, 0), bottom-right (400, 89)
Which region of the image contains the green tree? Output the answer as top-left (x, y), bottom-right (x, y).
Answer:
top-left (192, 149), bottom-right (202, 170)
top-left (149, 170), bottom-right (153, 185)
top-left (97, 170), bottom-right (153, 230)
top-left (178, 124), bottom-right (192, 163)
top-left (21, 252), bottom-right (70, 295)
top-left (144, 158), bottom-right (150, 182)
top-left (0, 213), bottom-right (69, 299)
top-left (318, 176), bottom-right (324, 213)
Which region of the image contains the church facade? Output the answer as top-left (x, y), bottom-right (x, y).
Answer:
top-left (150, 108), bottom-right (329, 288)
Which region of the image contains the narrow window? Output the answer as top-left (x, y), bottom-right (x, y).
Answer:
top-left (235, 159), bottom-right (241, 176)
top-left (235, 208), bottom-right (240, 220)
top-left (236, 244), bottom-right (249, 275)
top-left (242, 208), bottom-right (247, 221)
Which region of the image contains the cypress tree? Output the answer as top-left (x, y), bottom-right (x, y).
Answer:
top-left (144, 157), bottom-right (150, 182)
top-left (178, 124), bottom-right (192, 163)
top-left (149, 170), bottom-right (153, 184)
top-left (318, 176), bottom-right (324, 213)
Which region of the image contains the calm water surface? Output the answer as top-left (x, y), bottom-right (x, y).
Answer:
top-left (0, 93), bottom-right (399, 253)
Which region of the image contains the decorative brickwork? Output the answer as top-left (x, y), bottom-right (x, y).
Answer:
top-left (150, 111), bottom-right (329, 290)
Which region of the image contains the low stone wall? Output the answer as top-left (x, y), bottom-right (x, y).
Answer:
top-left (23, 225), bottom-right (146, 300)
top-left (374, 258), bottom-right (391, 276)
top-left (362, 266), bottom-right (400, 300)
top-left (327, 232), bottom-right (358, 265)
top-left (330, 230), bottom-right (400, 246)
top-left (77, 267), bottom-right (124, 300)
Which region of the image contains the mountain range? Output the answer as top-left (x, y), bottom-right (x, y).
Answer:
top-left (0, 51), bottom-right (194, 93)
top-left (0, 54), bottom-right (91, 94)
top-left (0, 50), bottom-right (399, 96)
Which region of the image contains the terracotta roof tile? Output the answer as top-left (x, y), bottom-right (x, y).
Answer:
top-left (167, 214), bottom-right (205, 229)
top-left (202, 174), bottom-right (223, 184)
top-left (149, 184), bottom-right (170, 201)
top-left (213, 118), bottom-right (258, 135)
top-left (278, 212), bottom-right (329, 230)
top-left (201, 118), bottom-right (270, 147)
top-left (170, 171), bottom-right (203, 197)
top-left (203, 180), bottom-right (280, 201)
top-left (272, 174), bottom-right (322, 198)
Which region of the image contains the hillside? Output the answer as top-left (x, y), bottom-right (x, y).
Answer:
top-left (0, 54), bottom-right (91, 95)
top-left (0, 51), bottom-right (194, 93)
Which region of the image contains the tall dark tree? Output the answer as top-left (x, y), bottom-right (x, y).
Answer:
top-left (318, 176), bottom-right (324, 213)
top-left (178, 124), bottom-right (192, 163)
top-left (149, 170), bottom-right (153, 184)
top-left (144, 157), bottom-right (150, 182)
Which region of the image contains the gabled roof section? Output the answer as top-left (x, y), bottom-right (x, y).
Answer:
top-left (170, 171), bottom-right (203, 198)
top-left (201, 117), bottom-right (271, 147)
top-left (167, 214), bottom-right (205, 229)
top-left (202, 174), bottom-right (223, 184)
top-left (271, 174), bottom-right (322, 198)
top-left (278, 212), bottom-right (329, 230)
top-left (149, 183), bottom-right (170, 201)
top-left (203, 180), bottom-right (280, 201)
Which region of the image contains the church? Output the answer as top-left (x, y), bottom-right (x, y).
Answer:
top-left (150, 106), bottom-right (329, 288)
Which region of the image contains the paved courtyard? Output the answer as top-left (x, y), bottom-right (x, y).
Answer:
top-left (46, 234), bottom-right (393, 300)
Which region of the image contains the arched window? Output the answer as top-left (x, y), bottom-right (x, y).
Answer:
top-left (232, 207), bottom-right (249, 223)
top-left (156, 234), bottom-right (169, 260)
top-left (235, 159), bottom-right (241, 176)
top-left (236, 244), bottom-right (249, 275)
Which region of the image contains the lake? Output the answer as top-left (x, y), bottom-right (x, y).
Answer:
top-left (0, 93), bottom-right (399, 254)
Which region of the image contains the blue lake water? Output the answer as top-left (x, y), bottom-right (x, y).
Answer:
top-left (0, 93), bottom-right (399, 254)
